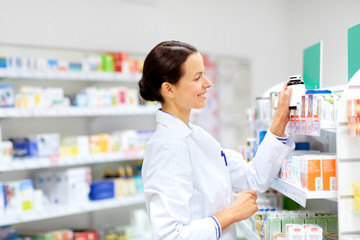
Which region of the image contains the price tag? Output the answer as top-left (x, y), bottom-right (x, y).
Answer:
top-left (49, 155), bottom-right (60, 167)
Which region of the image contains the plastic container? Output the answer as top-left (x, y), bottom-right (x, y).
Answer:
top-left (288, 75), bottom-right (306, 109)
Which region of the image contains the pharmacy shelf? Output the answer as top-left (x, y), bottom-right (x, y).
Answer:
top-left (0, 106), bottom-right (158, 118)
top-left (0, 70), bottom-right (142, 82)
top-left (236, 219), bottom-right (260, 240)
top-left (0, 193), bottom-right (145, 226)
top-left (271, 178), bottom-right (337, 207)
top-left (0, 151), bottom-right (144, 172)
top-left (336, 70), bottom-right (360, 239)
top-left (252, 119), bottom-right (336, 135)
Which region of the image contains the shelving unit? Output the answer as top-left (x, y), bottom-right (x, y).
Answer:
top-left (238, 80), bottom-right (358, 239)
top-left (336, 70), bottom-right (360, 238)
top-left (0, 44), bottom-right (155, 234)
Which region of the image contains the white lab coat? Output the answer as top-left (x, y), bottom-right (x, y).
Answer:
top-left (142, 110), bottom-right (294, 239)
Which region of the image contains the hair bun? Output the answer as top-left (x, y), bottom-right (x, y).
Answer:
top-left (138, 77), bottom-right (156, 102)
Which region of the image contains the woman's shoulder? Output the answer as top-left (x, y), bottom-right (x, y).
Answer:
top-left (148, 124), bottom-right (189, 148)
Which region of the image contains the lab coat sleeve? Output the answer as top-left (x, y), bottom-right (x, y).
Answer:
top-left (142, 136), bottom-right (219, 240)
top-left (225, 130), bottom-right (295, 193)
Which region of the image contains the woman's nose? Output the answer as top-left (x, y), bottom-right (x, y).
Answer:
top-left (204, 76), bottom-right (212, 88)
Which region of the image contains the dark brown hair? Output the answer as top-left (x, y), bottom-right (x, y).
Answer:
top-left (138, 40), bottom-right (198, 103)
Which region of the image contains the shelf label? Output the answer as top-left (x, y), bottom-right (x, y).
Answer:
top-left (272, 179), bottom-right (307, 207)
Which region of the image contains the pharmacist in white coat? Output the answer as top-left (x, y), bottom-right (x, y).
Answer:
top-left (138, 41), bottom-right (294, 240)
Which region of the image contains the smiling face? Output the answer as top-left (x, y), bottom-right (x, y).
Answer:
top-left (172, 52), bottom-right (212, 111)
top-left (160, 51), bottom-right (212, 123)
top-left (176, 52), bottom-right (212, 107)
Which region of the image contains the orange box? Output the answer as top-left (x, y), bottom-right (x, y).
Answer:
top-left (305, 156), bottom-right (322, 191)
top-left (322, 156), bottom-right (337, 191)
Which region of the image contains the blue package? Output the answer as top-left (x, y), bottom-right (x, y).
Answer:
top-left (89, 180), bottom-right (115, 201)
top-left (47, 59), bottom-right (58, 70)
top-left (69, 62), bottom-right (82, 71)
top-left (90, 180), bottom-right (114, 191)
top-left (0, 58), bottom-right (6, 68)
top-left (89, 191), bottom-right (114, 201)
top-left (306, 89), bottom-right (332, 95)
top-left (0, 183), bottom-right (5, 209)
top-left (295, 142), bottom-right (310, 150)
top-left (27, 139), bottom-right (39, 158)
top-left (9, 138), bottom-right (31, 158)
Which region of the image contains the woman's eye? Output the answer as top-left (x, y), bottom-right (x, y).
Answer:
top-left (195, 76), bottom-right (201, 81)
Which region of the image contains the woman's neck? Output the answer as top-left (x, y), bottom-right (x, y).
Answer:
top-left (161, 104), bottom-right (191, 125)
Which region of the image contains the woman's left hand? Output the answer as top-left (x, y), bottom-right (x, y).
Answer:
top-left (269, 81), bottom-right (292, 137)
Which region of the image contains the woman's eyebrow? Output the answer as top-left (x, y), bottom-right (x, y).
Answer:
top-left (193, 71), bottom-right (203, 76)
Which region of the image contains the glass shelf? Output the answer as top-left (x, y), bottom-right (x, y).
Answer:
top-left (271, 178), bottom-right (337, 207)
top-left (0, 70), bottom-right (142, 82)
top-left (0, 194), bottom-right (145, 226)
top-left (0, 151), bottom-right (144, 172)
top-left (0, 106), bottom-right (157, 118)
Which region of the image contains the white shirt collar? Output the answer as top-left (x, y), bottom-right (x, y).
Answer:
top-left (156, 109), bottom-right (193, 137)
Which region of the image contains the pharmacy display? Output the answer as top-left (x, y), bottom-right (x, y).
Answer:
top-left (0, 44), bottom-right (154, 240)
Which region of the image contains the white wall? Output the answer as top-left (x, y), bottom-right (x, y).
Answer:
top-left (0, 0), bottom-right (289, 100)
top-left (287, 0), bottom-right (360, 88)
top-left (0, 0), bottom-right (359, 97)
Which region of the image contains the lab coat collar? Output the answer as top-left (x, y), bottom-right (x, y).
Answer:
top-left (156, 109), bottom-right (193, 137)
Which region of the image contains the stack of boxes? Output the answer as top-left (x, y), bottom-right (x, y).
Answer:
top-left (286, 90), bottom-right (341, 136)
top-left (251, 210), bottom-right (338, 240)
top-left (34, 167), bottom-right (91, 205)
top-left (0, 130), bottom-right (154, 162)
top-left (0, 52), bottom-right (143, 77)
top-left (281, 153), bottom-right (337, 192)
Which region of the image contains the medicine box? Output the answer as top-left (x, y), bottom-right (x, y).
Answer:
top-left (0, 84), bottom-right (15, 107)
top-left (322, 155), bottom-right (337, 191)
top-left (5, 179), bottom-right (34, 213)
top-left (0, 141), bottom-right (13, 162)
top-left (285, 224), bottom-right (305, 240)
top-left (28, 133), bottom-right (60, 158)
top-left (303, 224), bottom-right (323, 240)
top-left (302, 155), bottom-right (322, 191)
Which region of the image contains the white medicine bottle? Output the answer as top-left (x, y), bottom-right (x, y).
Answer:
top-left (287, 75), bottom-right (306, 109)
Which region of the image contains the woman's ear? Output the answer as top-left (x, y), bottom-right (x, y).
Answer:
top-left (161, 82), bottom-right (175, 99)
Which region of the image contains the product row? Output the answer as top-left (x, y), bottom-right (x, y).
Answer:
top-left (251, 90), bottom-right (341, 136)
top-left (0, 208), bottom-right (149, 240)
top-left (0, 51), bottom-right (143, 76)
top-left (0, 163), bottom-right (143, 217)
top-left (347, 98), bottom-right (360, 136)
top-left (0, 84), bottom-right (153, 109)
top-left (250, 210), bottom-right (337, 240)
top-left (280, 152), bottom-right (337, 192)
top-left (0, 130), bottom-right (154, 161)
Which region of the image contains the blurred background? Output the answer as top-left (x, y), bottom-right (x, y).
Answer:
top-left (0, 1), bottom-right (359, 239)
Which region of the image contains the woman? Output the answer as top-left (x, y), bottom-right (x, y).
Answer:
top-left (138, 40), bottom-right (294, 239)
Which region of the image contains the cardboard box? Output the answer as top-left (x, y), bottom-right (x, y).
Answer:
top-left (322, 155), bottom-right (337, 191)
